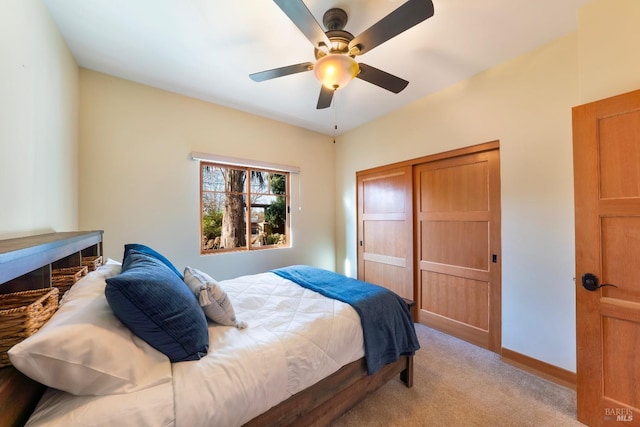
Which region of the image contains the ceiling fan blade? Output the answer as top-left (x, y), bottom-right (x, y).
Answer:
top-left (356, 63), bottom-right (409, 93)
top-left (316, 85), bottom-right (334, 109)
top-left (274, 0), bottom-right (331, 49)
top-left (349, 0), bottom-right (434, 56)
top-left (250, 62), bottom-right (314, 82)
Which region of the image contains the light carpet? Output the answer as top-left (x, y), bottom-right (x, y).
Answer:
top-left (332, 324), bottom-right (585, 427)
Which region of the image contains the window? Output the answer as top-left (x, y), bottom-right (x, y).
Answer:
top-left (200, 162), bottom-right (290, 253)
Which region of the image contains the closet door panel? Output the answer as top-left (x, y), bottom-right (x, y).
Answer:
top-left (415, 149), bottom-right (501, 352)
top-left (357, 166), bottom-right (413, 301)
top-left (421, 220), bottom-right (489, 270)
top-left (421, 271), bottom-right (489, 330)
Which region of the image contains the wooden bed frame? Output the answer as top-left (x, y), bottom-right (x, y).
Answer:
top-left (0, 232), bottom-right (413, 427)
top-left (246, 355), bottom-right (413, 426)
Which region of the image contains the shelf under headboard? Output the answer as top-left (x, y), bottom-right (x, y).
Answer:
top-left (0, 230), bottom-right (103, 427)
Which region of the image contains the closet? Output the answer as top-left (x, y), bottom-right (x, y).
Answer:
top-left (357, 142), bottom-right (501, 352)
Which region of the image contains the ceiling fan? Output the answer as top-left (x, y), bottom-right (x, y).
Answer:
top-left (249, 0), bottom-right (435, 109)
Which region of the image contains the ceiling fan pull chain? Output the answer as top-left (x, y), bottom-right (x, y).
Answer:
top-left (333, 90), bottom-right (338, 143)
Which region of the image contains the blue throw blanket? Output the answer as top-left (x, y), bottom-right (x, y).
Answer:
top-left (271, 265), bottom-right (420, 375)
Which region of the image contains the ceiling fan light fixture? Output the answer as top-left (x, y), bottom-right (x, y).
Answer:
top-left (314, 54), bottom-right (359, 90)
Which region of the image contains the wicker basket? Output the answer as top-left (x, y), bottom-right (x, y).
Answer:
top-left (52, 266), bottom-right (88, 299)
top-left (0, 288), bottom-right (59, 368)
top-left (82, 255), bottom-right (103, 271)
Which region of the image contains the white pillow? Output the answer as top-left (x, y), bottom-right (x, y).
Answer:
top-left (8, 262), bottom-right (172, 396)
top-left (183, 266), bottom-right (247, 329)
top-left (103, 257), bottom-right (123, 270)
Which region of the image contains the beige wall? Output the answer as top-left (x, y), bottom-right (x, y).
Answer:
top-left (578, 0), bottom-right (640, 103)
top-left (79, 69), bottom-right (336, 279)
top-left (0, 0), bottom-right (79, 238)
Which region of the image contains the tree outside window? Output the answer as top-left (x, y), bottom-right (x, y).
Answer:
top-left (200, 162), bottom-right (289, 253)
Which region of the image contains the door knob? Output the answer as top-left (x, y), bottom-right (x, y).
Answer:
top-left (581, 273), bottom-right (618, 291)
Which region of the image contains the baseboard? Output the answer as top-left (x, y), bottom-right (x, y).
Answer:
top-left (501, 348), bottom-right (576, 390)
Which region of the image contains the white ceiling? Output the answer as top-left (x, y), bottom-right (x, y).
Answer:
top-left (42, 0), bottom-right (591, 136)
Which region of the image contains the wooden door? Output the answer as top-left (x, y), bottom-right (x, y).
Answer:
top-left (573, 89), bottom-right (640, 426)
top-left (414, 148), bottom-right (501, 352)
top-left (357, 165), bottom-right (413, 300)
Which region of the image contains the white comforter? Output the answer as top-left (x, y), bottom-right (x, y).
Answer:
top-left (26, 272), bottom-right (365, 427)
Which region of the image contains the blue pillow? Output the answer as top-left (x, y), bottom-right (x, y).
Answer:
top-left (105, 250), bottom-right (209, 362)
top-left (123, 243), bottom-right (183, 279)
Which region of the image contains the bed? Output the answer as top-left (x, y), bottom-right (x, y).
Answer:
top-left (2, 241), bottom-right (419, 427)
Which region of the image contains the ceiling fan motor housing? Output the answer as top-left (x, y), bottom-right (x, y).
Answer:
top-left (314, 30), bottom-right (353, 59)
top-left (315, 8), bottom-right (355, 59)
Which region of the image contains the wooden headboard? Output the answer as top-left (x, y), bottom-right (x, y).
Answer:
top-left (0, 231), bottom-right (103, 427)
